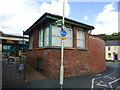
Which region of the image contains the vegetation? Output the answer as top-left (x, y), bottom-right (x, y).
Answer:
top-left (105, 32), bottom-right (120, 41)
top-left (95, 32), bottom-right (120, 41)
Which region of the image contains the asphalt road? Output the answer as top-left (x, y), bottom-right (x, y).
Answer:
top-left (2, 62), bottom-right (120, 89)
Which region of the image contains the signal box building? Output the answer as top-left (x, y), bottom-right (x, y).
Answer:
top-left (24, 13), bottom-right (106, 78)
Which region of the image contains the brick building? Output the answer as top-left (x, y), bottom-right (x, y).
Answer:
top-left (24, 13), bottom-right (106, 78)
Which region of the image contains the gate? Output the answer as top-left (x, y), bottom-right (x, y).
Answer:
top-left (2, 55), bottom-right (27, 84)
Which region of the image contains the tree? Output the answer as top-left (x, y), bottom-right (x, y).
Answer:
top-left (105, 32), bottom-right (120, 41)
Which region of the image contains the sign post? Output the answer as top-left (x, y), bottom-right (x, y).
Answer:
top-left (60, 0), bottom-right (65, 87)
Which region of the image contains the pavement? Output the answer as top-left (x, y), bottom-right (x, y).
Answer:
top-left (2, 62), bottom-right (120, 90)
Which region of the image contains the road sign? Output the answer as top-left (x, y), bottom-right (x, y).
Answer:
top-left (17, 64), bottom-right (24, 71)
top-left (6, 58), bottom-right (16, 66)
top-left (60, 30), bottom-right (67, 37)
top-left (61, 36), bottom-right (66, 40)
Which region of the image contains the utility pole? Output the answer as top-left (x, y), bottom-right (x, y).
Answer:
top-left (60, 0), bottom-right (65, 87)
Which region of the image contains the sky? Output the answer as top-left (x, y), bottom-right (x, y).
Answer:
top-left (0, 0), bottom-right (119, 35)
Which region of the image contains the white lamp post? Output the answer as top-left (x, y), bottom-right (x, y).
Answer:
top-left (60, 0), bottom-right (65, 87)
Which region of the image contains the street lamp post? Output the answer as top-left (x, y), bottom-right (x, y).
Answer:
top-left (60, 0), bottom-right (65, 87)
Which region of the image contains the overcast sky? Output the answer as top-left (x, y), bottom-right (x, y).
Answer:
top-left (0, 0), bottom-right (119, 35)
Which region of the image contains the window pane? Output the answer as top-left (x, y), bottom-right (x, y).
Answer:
top-left (3, 45), bottom-right (9, 52)
top-left (52, 26), bottom-right (61, 46)
top-left (38, 29), bottom-right (43, 47)
top-left (3, 45), bottom-right (8, 50)
top-left (52, 26), bottom-right (61, 36)
top-left (52, 26), bottom-right (73, 47)
top-left (108, 53), bottom-right (111, 58)
top-left (108, 47), bottom-right (111, 51)
top-left (52, 36), bottom-right (61, 46)
top-left (64, 29), bottom-right (73, 47)
top-left (44, 27), bottom-right (49, 46)
top-left (29, 34), bottom-right (33, 49)
top-left (77, 30), bottom-right (85, 48)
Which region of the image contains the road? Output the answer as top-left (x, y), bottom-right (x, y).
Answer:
top-left (92, 62), bottom-right (120, 89)
top-left (2, 62), bottom-right (120, 89)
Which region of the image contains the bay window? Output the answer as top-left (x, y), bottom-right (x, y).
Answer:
top-left (38, 25), bottom-right (73, 48)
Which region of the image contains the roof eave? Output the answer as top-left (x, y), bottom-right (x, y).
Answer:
top-left (24, 13), bottom-right (95, 35)
top-left (46, 14), bottom-right (94, 30)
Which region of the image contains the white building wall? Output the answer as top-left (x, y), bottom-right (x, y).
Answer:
top-left (118, 46), bottom-right (120, 60)
top-left (106, 46), bottom-right (120, 60)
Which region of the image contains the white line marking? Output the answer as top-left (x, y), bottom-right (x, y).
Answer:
top-left (96, 80), bottom-right (108, 87)
top-left (104, 76), bottom-right (116, 80)
top-left (91, 78), bottom-right (95, 89)
top-left (109, 78), bottom-right (120, 84)
top-left (96, 74), bottom-right (101, 76)
top-left (91, 69), bottom-right (117, 89)
top-left (108, 78), bottom-right (120, 90)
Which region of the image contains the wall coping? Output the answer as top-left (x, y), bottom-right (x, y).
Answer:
top-left (36, 47), bottom-right (88, 51)
top-left (89, 35), bottom-right (105, 43)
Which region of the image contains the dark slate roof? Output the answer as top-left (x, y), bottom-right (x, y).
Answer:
top-left (24, 13), bottom-right (94, 35)
top-left (106, 40), bottom-right (120, 46)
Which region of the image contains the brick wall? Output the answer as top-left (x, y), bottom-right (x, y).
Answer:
top-left (88, 35), bottom-right (106, 74)
top-left (27, 49), bottom-right (90, 78)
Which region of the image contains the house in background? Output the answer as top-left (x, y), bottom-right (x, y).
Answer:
top-left (106, 40), bottom-right (120, 61)
top-left (24, 13), bottom-right (106, 78)
top-left (0, 31), bottom-right (29, 57)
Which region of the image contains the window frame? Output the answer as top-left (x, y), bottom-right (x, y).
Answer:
top-left (114, 46), bottom-right (117, 51)
top-left (77, 30), bottom-right (86, 49)
top-left (38, 29), bottom-right (43, 47)
top-left (108, 47), bottom-right (111, 51)
top-left (108, 53), bottom-right (111, 58)
top-left (38, 26), bottom-right (50, 47)
top-left (29, 34), bottom-right (33, 49)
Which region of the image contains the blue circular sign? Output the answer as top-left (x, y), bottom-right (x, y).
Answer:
top-left (6, 58), bottom-right (16, 66)
top-left (60, 30), bottom-right (67, 37)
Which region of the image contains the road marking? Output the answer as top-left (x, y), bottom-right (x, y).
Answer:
top-left (108, 78), bottom-right (120, 90)
top-left (103, 70), bottom-right (117, 78)
top-left (96, 74), bottom-right (101, 76)
top-left (91, 78), bottom-right (95, 89)
top-left (91, 69), bottom-right (117, 89)
top-left (104, 76), bottom-right (116, 80)
top-left (96, 80), bottom-right (108, 87)
top-left (109, 78), bottom-right (120, 84)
